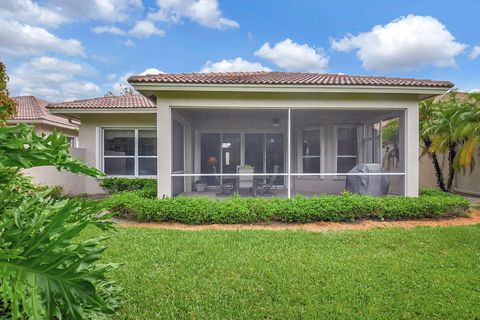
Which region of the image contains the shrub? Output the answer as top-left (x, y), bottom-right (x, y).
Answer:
top-left (100, 177), bottom-right (157, 198)
top-left (419, 187), bottom-right (453, 197)
top-left (0, 124), bottom-right (120, 319)
top-left (103, 191), bottom-right (470, 225)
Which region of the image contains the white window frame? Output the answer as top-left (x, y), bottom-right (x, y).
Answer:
top-left (334, 125), bottom-right (359, 175)
top-left (297, 127), bottom-right (325, 179)
top-left (66, 136), bottom-right (78, 148)
top-left (101, 127), bottom-right (157, 178)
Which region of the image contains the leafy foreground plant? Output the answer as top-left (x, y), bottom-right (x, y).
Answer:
top-left (0, 125), bottom-right (120, 319)
top-left (0, 62), bottom-right (120, 319)
top-left (0, 189), bottom-right (119, 319)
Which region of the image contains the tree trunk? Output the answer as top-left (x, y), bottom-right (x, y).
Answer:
top-left (423, 138), bottom-right (446, 191)
top-left (446, 145), bottom-right (457, 192)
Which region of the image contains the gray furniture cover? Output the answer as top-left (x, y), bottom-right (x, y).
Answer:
top-left (345, 164), bottom-right (389, 196)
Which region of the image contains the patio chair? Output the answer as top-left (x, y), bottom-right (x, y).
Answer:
top-left (237, 165), bottom-right (255, 196)
top-left (257, 165), bottom-right (280, 196)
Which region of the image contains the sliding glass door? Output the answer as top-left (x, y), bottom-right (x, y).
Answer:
top-left (245, 133), bottom-right (264, 176)
top-left (265, 133), bottom-right (284, 185)
top-left (200, 131), bottom-right (285, 188)
top-left (243, 132), bottom-right (285, 186)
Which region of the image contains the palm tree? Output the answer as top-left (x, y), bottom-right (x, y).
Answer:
top-left (420, 97), bottom-right (447, 191)
top-left (421, 92), bottom-right (480, 192)
top-left (452, 93), bottom-right (480, 174)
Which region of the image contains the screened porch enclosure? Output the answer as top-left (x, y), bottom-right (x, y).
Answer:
top-left (171, 108), bottom-right (405, 197)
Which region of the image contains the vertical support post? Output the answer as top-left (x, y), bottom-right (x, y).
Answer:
top-left (403, 105), bottom-right (419, 197)
top-left (157, 100), bottom-right (172, 198)
top-left (287, 108), bottom-right (291, 198)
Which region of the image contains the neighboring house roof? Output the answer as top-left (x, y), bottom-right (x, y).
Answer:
top-left (128, 71), bottom-right (454, 88)
top-left (10, 96), bottom-right (79, 129)
top-left (47, 94), bottom-right (156, 110)
top-left (433, 92), bottom-right (474, 103)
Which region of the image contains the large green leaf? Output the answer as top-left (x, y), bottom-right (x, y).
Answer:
top-left (0, 193), bottom-right (119, 319)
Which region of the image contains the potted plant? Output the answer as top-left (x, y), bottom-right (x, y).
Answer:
top-left (195, 177), bottom-right (207, 192)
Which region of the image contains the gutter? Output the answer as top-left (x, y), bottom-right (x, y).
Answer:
top-left (129, 82), bottom-right (452, 96)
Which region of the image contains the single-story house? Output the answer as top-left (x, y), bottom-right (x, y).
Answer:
top-left (47, 71), bottom-right (454, 197)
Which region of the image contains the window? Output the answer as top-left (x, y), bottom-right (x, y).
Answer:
top-left (301, 129), bottom-right (322, 173)
top-left (103, 128), bottom-right (156, 176)
top-left (66, 137), bottom-right (76, 148)
top-left (336, 127), bottom-right (358, 173)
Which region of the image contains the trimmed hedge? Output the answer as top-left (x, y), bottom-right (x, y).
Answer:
top-left (103, 189), bottom-right (470, 224)
top-left (100, 177), bottom-right (157, 198)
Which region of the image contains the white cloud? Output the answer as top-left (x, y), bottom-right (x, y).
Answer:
top-left (9, 57), bottom-right (101, 102)
top-left (140, 68), bottom-right (165, 75)
top-left (201, 57), bottom-right (271, 72)
top-left (92, 25), bottom-right (126, 35)
top-left (107, 73), bottom-right (118, 81)
top-left (331, 15), bottom-right (467, 72)
top-left (106, 68), bottom-right (164, 95)
top-left (255, 39), bottom-right (329, 72)
top-left (92, 22), bottom-right (165, 39)
top-left (109, 72), bottom-right (136, 95)
top-left (149, 0), bottom-right (238, 29)
top-left (469, 46), bottom-right (480, 60)
top-left (124, 39), bottom-right (136, 47)
top-left (49, 0), bottom-right (143, 22)
top-left (1, 0), bottom-right (143, 26)
top-left (0, 18), bottom-right (85, 57)
top-left (0, 0), bottom-right (65, 27)
top-left (129, 20), bottom-right (165, 38)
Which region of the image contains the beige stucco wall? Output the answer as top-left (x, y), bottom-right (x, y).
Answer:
top-left (419, 147), bottom-right (480, 196)
top-left (455, 147), bottom-right (480, 195)
top-left (17, 122), bottom-right (84, 194)
top-left (32, 123), bottom-right (78, 140)
top-left (23, 148), bottom-right (86, 195)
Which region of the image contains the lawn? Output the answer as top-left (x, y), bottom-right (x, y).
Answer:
top-left (83, 225), bottom-right (480, 319)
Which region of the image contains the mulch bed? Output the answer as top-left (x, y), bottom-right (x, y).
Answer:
top-left (112, 210), bottom-right (480, 232)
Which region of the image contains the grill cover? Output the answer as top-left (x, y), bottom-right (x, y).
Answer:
top-left (345, 164), bottom-right (389, 196)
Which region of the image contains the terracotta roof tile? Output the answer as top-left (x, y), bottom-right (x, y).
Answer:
top-left (10, 96), bottom-right (79, 129)
top-left (47, 94), bottom-right (156, 110)
top-left (128, 71), bottom-right (454, 88)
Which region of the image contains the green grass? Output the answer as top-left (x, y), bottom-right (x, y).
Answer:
top-left (84, 225), bottom-right (480, 319)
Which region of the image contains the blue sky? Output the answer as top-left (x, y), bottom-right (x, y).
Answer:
top-left (1, 0), bottom-right (479, 101)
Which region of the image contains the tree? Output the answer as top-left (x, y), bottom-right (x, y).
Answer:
top-left (0, 62), bottom-right (16, 125)
top-left (104, 84), bottom-right (135, 97)
top-left (420, 92), bottom-right (480, 192)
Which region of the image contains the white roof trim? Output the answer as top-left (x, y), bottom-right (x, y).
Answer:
top-left (7, 119), bottom-right (79, 130)
top-left (49, 108), bottom-right (156, 114)
top-left (130, 82), bottom-right (450, 95)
